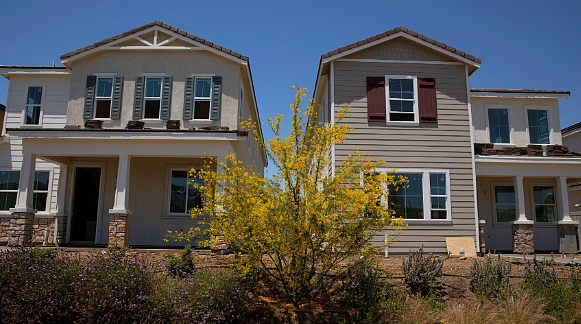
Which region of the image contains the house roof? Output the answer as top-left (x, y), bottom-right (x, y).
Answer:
top-left (0, 65), bottom-right (67, 70)
top-left (60, 21), bottom-right (248, 61)
top-left (0, 103), bottom-right (5, 112)
top-left (320, 26), bottom-right (482, 64)
top-left (470, 88), bottom-right (570, 95)
top-left (562, 122), bottom-right (581, 135)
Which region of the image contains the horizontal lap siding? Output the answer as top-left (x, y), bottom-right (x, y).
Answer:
top-left (334, 61), bottom-right (476, 254)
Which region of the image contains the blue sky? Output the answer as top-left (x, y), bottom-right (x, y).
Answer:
top-left (1, 0), bottom-right (579, 145)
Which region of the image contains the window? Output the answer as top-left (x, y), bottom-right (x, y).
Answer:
top-left (0, 171), bottom-right (19, 211)
top-left (533, 186), bottom-right (556, 222)
top-left (385, 76), bottom-right (417, 122)
top-left (169, 169), bottom-right (203, 215)
top-left (387, 170), bottom-right (450, 220)
top-left (33, 171), bottom-right (50, 212)
top-left (143, 77), bottom-right (162, 119)
top-left (527, 109), bottom-right (550, 144)
top-left (94, 77), bottom-right (113, 119)
top-left (25, 86), bottom-right (43, 125)
top-left (493, 185), bottom-right (516, 222)
top-left (193, 77), bottom-right (212, 120)
top-left (488, 108), bottom-right (510, 143)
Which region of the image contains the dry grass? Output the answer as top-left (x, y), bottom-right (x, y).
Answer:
top-left (497, 292), bottom-right (553, 324)
top-left (394, 297), bottom-right (441, 324)
top-left (443, 299), bottom-right (498, 324)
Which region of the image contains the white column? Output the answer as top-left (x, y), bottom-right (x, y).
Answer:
top-left (216, 156), bottom-right (227, 175)
top-left (49, 165), bottom-right (68, 216)
top-left (10, 154), bottom-right (37, 213)
top-left (513, 176), bottom-right (530, 223)
top-left (109, 155), bottom-right (132, 214)
top-left (557, 176), bottom-right (574, 223)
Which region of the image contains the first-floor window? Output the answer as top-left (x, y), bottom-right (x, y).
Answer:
top-left (387, 170), bottom-right (450, 220)
top-left (0, 171), bottom-right (20, 210)
top-left (493, 185), bottom-right (516, 222)
top-left (169, 169), bottom-right (203, 214)
top-left (533, 185), bottom-right (556, 222)
top-left (33, 171), bottom-right (50, 212)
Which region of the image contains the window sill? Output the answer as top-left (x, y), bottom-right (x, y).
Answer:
top-left (190, 119), bottom-right (213, 124)
top-left (20, 124), bottom-right (43, 128)
top-left (404, 219), bottom-right (453, 225)
top-left (385, 121), bottom-right (420, 126)
top-left (492, 143), bottom-right (516, 148)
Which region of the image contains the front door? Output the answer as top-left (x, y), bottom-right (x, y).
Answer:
top-left (70, 167), bottom-right (101, 242)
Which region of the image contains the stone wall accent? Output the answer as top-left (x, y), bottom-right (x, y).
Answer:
top-left (558, 224), bottom-right (579, 254)
top-left (32, 218), bottom-right (55, 245)
top-left (7, 212), bottom-right (35, 246)
top-left (512, 223), bottom-right (534, 254)
top-left (0, 217), bottom-right (10, 245)
top-left (478, 223), bottom-right (486, 254)
top-left (55, 216), bottom-right (67, 244)
top-left (108, 213), bottom-right (130, 247)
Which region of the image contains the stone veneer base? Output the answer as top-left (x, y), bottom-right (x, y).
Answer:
top-left (108, 213), bottom-right (130, 247)
top-left (512, 223), bottom-right (534, 254)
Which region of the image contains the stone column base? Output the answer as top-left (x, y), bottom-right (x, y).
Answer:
top-left (512, 223), bottom-right (534, 254)
top-left (478, 220), bottom-right (486, 254)
top-left (7, 212), bottom-right (35, 246)
top-left (108, 213), bottom-right (130, 247)
top-left (558, 223), bottom-right (579, 254)
top-left (55, 216), bottom-right (67, 244)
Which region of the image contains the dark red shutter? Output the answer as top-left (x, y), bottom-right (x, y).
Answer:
top-left (418, 78), bottom-right (437, 123)
top-left (367, 77), bottom-right (386, 122)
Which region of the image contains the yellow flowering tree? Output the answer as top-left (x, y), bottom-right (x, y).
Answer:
top-left (173, 86), bottom-right (406, 306)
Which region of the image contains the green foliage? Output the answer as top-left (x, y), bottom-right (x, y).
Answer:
top-left (524, 257), bottom-right (558, 290)
top-left (402, 246), bottom-right (444, 296)
top-left (164, 245), bottom-right (197, 276)
top-left (469, 254), bottom-right (511, 298)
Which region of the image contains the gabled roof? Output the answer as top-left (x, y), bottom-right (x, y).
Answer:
top-left (562, 122), bottom-right (581, 136)
top-left (60, 21), bottom-right (248, 62)
top-left (320, 26), bottom-right (481, 65)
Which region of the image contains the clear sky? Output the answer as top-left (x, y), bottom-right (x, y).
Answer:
top-left (1, 0), bottom-right (579, 155)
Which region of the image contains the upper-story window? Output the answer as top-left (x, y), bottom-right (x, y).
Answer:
top-left (144, 77), bottom-right (163, 119)
top-left (25, 86), bottom-right (43, 125)
top-left (386, 76), bottom-right (418, 122)
top-left (193, 77), bottom-right (212, 120)
top-left (527, 108), bottom-right (550, 144)
top-left (94, 77), bottom-right (113, 119)
top-left (487, 108), bottom-right (510, 143)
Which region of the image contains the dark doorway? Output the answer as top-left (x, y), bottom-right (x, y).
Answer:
top-left (70, 167), bottom-right (101, 242)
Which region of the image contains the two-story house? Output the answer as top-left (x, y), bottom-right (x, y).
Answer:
top-left (313, 27), bottom-right (580, 254)
top-left (0, 21), bottom-right (267, 247)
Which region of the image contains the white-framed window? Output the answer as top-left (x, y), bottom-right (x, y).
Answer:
top-left (384, 75), bottom-right (418, 123)
top-left (526, 107), bottom-right (551, 144)
top-left (486, 106), bottom-right (511, 144)
top-left (0, 170), bottom-right (20, 211)
top-left (33, 171), bottom-right (51, 212)
top-left (491, 182), bottom-right (516, 223)
top-left (167, 168), bottom-right (204, 216)
top-left (143, 77), bottom-right (163, 119)
top-left (94, 77), bottom-right (114, 119)
top-left (532, 185), bottom-right (556, 222)
top-left (380, 169), bottom-right (451, 220)
top-left (193, 77), bottom-right (212, 120)
top-left (23, 85), bottom-right (45, 125)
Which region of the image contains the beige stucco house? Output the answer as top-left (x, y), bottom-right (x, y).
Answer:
top-left (0, 21), bottom-right (266, 247)
top-left (313, 27), bottom-right (581, 254)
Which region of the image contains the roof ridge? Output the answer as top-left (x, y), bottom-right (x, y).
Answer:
top-left (60, 21), bottom-right (248, 61)
top-left (320, 26), bottom-right (481, 64)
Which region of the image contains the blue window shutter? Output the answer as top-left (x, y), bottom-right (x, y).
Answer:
top-left (211, 76), bottom-right (222, 120)
top-left (133, 76), bottom-right (144, 119)
top-left (183, 77), bottom-right (194, 120)
top-left (160, 76), bottom-right (172, 120)
top-left (83, 76), bottom-right (97, 119)
top-left (111, 76), bottom-right (123, 120)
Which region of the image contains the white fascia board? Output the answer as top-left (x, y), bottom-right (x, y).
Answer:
top-left (475, 155), bottom-right (581, 164)
top-left (470, 92), bottom-right (569, 99)
top-left (0, 69), bottom-right (70, 79)
top-left (321, 32), bottom-right (480, 69)
top-left (562, 128), bottom-right (581, 138)
top-left (9, 130), bottom-right (240, 141)
top-left (243, 63), bottom-right (268, 167)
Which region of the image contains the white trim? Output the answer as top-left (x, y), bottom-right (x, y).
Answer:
top-left (485, 104), bottom-right (513, 144)
top-left (191, 73), bottom-right (215, 77)
top-left (156, 36), bottom-right (176, 47)
top-left (490, 181), bottom-right (517, 227)
top-left (136, 36), bottom-right (153, 46)
top-left (524, 105), bottom-right (553, 145)
top-left (475, 155), bottom-right (581, 164)
top-left (108, 46), bottom-right (201, 50)
top-left (384, 75), bottom-right (418, 124)
top-left (93, 72), bottom-right (117, 76)
top-left (336, 58), bottom-right (464, 65)
top-left (142, 72), bottom-right (167, 76)
top-left (465, 65), bottom-right (481, 252)
top-left (321, 32), bottom-right (481, 68)
top-left (2, 77), bottom-right (13, 136)
top-left (21, 83), bottom-right (46, 127)
top-left (8, 130), bottom-right (240, 141)
top-left (330, 61), bottom-right (335, 176)
top-left (470, 91), bottom-right (569, 99)
top-left (31, 169), bottom-right (54, 216)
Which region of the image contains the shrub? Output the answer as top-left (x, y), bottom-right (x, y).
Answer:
top-left (164, 244), bottom-right (197, 276)
top-left (524, 257), bottom-right (558, 290)
top-left (469, 254), bottom-right (511, 298)
top-left (402, 246), bottom-right (443, 296)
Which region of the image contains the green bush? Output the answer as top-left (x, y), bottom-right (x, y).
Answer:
top-left (164, 244), bottom-right (197, 276)
top-left (524, 257), bottom-right (558, 290)
top-left (337, 259), bottom-right (385, 323)
top-left (402, 246), bottom-right (444, 296)
top-left (469, 254), bottom-right (511, 298)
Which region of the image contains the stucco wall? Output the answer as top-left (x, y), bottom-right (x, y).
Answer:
top-left (471, 97), bottom-right (562, 146)
top-left (563, 130), bottom-right (581, 154)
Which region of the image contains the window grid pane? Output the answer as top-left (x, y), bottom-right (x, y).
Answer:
top-left (527, 109), bottom-right (550, 144)
top-left (27, 87), bottom-right (42, 105)
top-left (96, 78), bottom-right (113, 98)
top-left (195, 78), bottom-right (212, 98)
top-left (388, 173), bottom-right (423, 219)
top-left (488, 109), bottom-right (510, 143)
top-left (533, 186), bottom-right (556, 222)
top-left (145, 78), bottom-right (162, 98)
top-left (0, 171), bottom-right (19, 211)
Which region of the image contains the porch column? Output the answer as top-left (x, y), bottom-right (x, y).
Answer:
top-left (511, 176), bottom-right (534, 254)
top-left (8, 154), bottom-right (37, 246)
top-left (50, 165), bottom-right (68, 244)
top-left (108, 155), bottom-right (131, 247)
top-left (556, 176), bottom-right (579, 253)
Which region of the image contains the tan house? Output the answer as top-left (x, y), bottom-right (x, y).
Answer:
top-left (0, 21), bottom-right (266, 247)
top-left (313, 27), bottom-right (580, 254)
